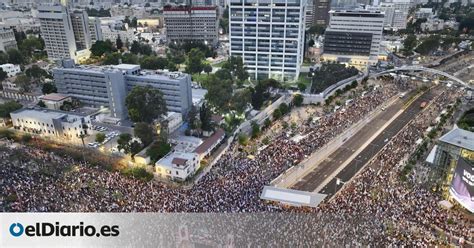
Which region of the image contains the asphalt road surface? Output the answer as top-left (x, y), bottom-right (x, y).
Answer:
top-left (291, 88), bottom-right (440, 198)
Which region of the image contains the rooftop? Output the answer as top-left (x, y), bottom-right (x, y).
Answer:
top-left (40, 93), bottom-right (70, 102)
top-left (10, 107), bottom-right (90, 120)
top-left (194, 129), bottom-right (225, 154)
top-left (439, 127), bottom-right (474, 151)
top-left (156, 151), bottom-right (198, 169)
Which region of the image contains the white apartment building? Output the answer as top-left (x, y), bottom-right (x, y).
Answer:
top-left (163, 5), bottom-right (219, 46)
top-left (229, 0), bottom-right (306, 81)
top-left (0, 63), bottom-right (21, 77)
top-left (0, 28), bottom-right (18, 52)
top-left (37, 5), bottom-right (78, 60)
top-left (323, 10), bottom-right (384, 69)
top-left (11, 108), bottom-right (92, 140)
top-left (373, 3), bottom-right (408, 30)
top-left (155, 151), bottom-right (200, 181)
top-left (101, 25), bottom-right (136, 44)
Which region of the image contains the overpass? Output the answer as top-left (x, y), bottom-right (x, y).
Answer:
top-left (370, 66), bottom-right (472, 90)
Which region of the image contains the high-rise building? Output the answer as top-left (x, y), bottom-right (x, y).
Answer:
top-left (312, 0), bottom-right (331, 26)
top-left (0, 28), bottom-right (18, 52)
top-left (88, 17), bottom-right (103, 43)
top-left (163, 5), bottom-right (219, 46)
top-left (370, 1), bottom-right (408, 30)
top-left (70, 10), bottom-right (92, 51)
top-left (322, 9), bottom-right (384, 69)
top-left (37, 4), bottom-right (77, 60)
top-left (38, 4), bottom-right (101, 61)
top-left (53, 60), bottom-right (193, 120)
top-left (229, 0), bottom-right (306, 81)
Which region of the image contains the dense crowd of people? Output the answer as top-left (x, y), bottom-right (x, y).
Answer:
top-left (1, 81), bottom-right (472, 245)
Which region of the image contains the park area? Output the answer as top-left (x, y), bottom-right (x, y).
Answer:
top-left (457, 108), bottom-right (474, 132)
top-left (310, 63), bottom-right (359, 94)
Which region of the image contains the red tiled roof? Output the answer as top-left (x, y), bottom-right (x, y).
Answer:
top-left (194, 129), bottom-right (225, 154)
top-left (172, 157), bottom-right (188, 166)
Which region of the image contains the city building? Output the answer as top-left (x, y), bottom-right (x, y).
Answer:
top-left (10, 107), bottom-right (92, 140)
top-left (429, 127), bottom-right (474, 213)
top-left (322, 9), bottom-right (384, 69)
top-left (39, 93), bottom-right (72, 110)
top-left (100, 25), bottom-right (136, 44)
top-left (163, 5), bottom-right (219, 46)
top-left (229, 0), bottom-right (306, 81)
top-left (312, 0), bottom-right (331, 26)
top-left (88, 17), bottom-right (103, 43)
top-left (155, 151), bottom-right (200, 181)
top-left (0, 28), bottom-right (17, 52)
top-left (371, 3), bottom-right (407, 30)
top-left (193, 128), bottom-right (225, 160)
top-left (53, 60), bottom-right (193, 120)
top-left (70, 9), bottom-right (92, 51)
top-left (37, 4), bottom-right (78, 60)
top-left (415, 8), bottom-right (434, 20)
top-left (0, 63), bottom-right (21, 77)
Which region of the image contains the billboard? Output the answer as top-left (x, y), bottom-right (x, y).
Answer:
top-left (449, 158), bottom-right (474, 213)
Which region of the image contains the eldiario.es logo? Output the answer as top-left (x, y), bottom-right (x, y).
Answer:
top-left (9, 222), bottom-right (119, 237)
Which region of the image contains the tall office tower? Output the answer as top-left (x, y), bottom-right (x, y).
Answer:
top-left (88, 17), bottom-right (103, 43)
top-left (312, 0), bottom-right (331, 26)
top-left (70, 10), bottom-right (92, 50)
top-left (305, 0), bottom-right (314, 28)
top-left (322, 10), bottom-right (384, 69)
top-left (229, 0), bottom-right (306, 81)
top-left (37, 4), bottom-right (77, 60)
top-left (163, 5), bottom-right (219, 46)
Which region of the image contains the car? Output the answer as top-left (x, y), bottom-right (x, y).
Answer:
top-left (381, 107), bottom-right (386, 111)
top-left (87, 143), bottom-right (95, 147)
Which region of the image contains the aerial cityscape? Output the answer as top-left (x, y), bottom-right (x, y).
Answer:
top-left (0, 0), bottom-right (473, 246)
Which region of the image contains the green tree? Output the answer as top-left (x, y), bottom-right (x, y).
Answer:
top-left (200, 103), bottom-right (213, 132)
top-left (37, 100), bottom-right (46, 108)
top-left (14, 75), bottom-right (31, 93)
top-left (125, 86), bottom-right (167, 123)
top-left (204, 75), bottom-right (233, 112)
top-left (230, 88), bottom-right (251, 113)
top-left (307, 24), bottom-right (325, 35)
top-left (102, 52), bottom-right (122, 65)
top-left (21, 133), bottom-right (32, 143)
top-left (187, 105), bottom-right (198, 130)
top-left (0, 68), bottom-right (7, 81)
top-left (415, 36), bottom-right (440, 55)
top-left (19, 37), bottom-right (44, 58)
top-left (134, 122), bottom-right (154, 146)
top-left (185, 48), bottom-right (205, 74)
top-left (297, 82), bottom-right (307, 92)
top-left (140, 56), bottom-right (168, 70)
top-left (279, 103), bottom-right (290, 115)
top-left (272, 109), bottom-right (282, 120)
top-left (117, 133), bottom-right (132, 154)
top-left (90, 40), bottom-right (114, 56)
top-left (146, 140), bottom-right (170, 161)
top-left (25, 65), bottom-right (47, 81)
top-left (121, 53), bottom-right (138, 64)
top-left (0, 101), bottom-right (22, 118)
top-left (7, 49), bottom-right (24, 64)
top-left (402, 34), bottom-right (417, 56)
top-left (130, 140), bottom-right (143, 157)
top-left (41, 82), bottom-right (57, 94)
top-left (95, 133), bottom-right (106, 143)
top-left (116, 36), bottom-right (123, 50)
top-left (0, 52), bottom-right (8, 64)
top-left (203, 64), bottom-right (213, 75)
top-left (146, 140), bottom-right (171, 163)
top-left (251, 121), bottom-right (260, 138)
top-left (293, 94), bottom-right (304, 106)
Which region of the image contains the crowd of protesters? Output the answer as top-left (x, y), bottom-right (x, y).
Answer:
top-left (0, 81), bottom-right (471, 245)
